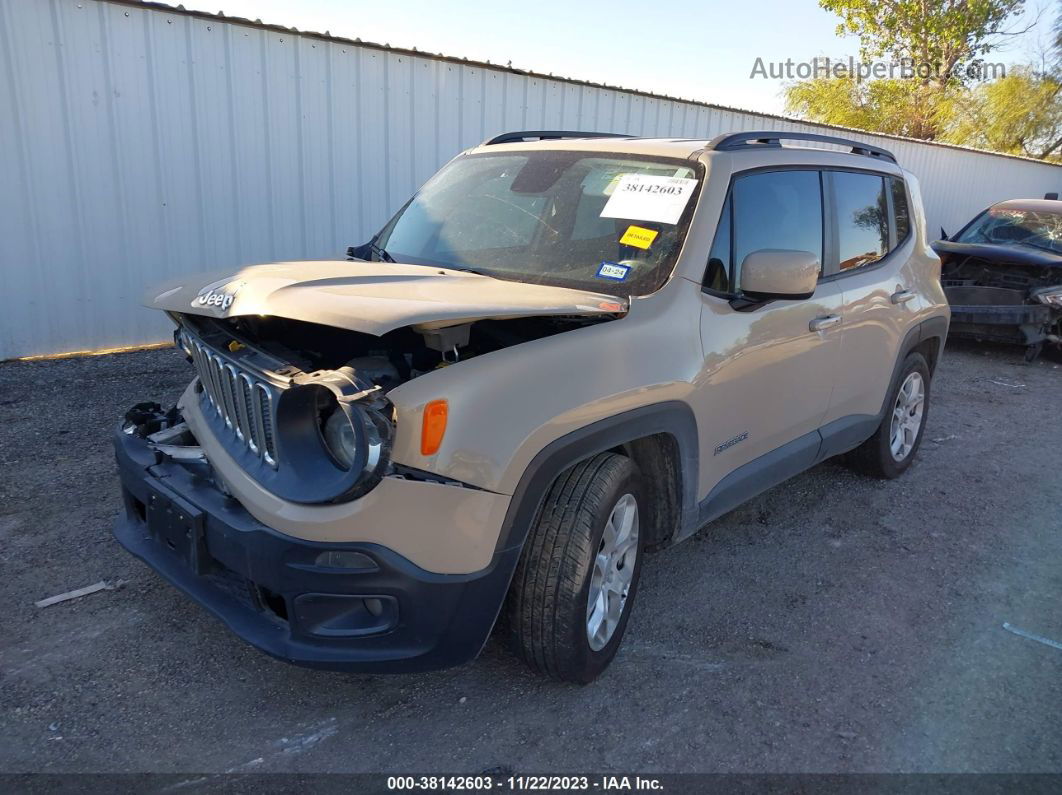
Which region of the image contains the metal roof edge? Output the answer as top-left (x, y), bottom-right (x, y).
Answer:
top-left (99, 0), bottom-right (1062, 170)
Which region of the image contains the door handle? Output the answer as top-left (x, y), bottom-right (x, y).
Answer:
top-left (891, 289), bottom-right (916, 305)
top-left (809, 314), bottom-right (841, 332)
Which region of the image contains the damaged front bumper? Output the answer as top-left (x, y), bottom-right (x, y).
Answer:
top-left (112, 405), bottom-right (521, 673)
top-left (943, 287), bottom-right (1061, 356)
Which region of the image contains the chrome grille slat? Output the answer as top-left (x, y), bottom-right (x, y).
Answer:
top-left (213, 356), bottom-right (234, 428)
top-left (238, 374), bottom-right (261, 453)
top-left (254, 383), bottom-right (278, 466)
top-left (184, 331), bottom-right (280, 469)
top-left (223, 364), bottom-right (245, 440)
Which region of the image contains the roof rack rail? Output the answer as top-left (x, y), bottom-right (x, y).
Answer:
top-left (708, 131), bottom-right (897, 163)
top-left (483, 130), bottom-right (633, 146)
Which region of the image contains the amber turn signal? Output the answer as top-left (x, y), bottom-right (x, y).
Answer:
top-left (420, 399), bottom-right (448, 456)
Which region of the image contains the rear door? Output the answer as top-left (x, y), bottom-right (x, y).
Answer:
top-left (821, 171), bottom-right (916, 428)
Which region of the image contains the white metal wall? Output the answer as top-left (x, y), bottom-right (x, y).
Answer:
top-left (2, 0), bottom-right (1061, 358)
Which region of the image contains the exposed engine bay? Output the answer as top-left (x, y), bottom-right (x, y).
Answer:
top-left (936, 246), bottom-right (1062, 360)
top-left (197, 311), bottom-right (620, 387)
top-left (133, 309), bottom-right (622, 507)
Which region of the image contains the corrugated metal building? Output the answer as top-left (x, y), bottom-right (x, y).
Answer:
top-left (2, 0), bottom-right (1060, 358)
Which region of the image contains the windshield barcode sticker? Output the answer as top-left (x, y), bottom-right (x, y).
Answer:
top-left (600, 174), bottom-right (697, 225)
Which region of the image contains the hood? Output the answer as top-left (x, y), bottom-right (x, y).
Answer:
top-left (931, 240), bottom-right (1062, 269)
top-left (144, 260), bottom-right (628, 335)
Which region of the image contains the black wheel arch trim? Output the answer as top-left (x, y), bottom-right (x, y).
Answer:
top-left (493, 401), bottom-right (700, 555)
top-left (880, 315), bottom-right (947, 416)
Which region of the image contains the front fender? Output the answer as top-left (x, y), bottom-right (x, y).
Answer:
top-left (386, 283), bottom-right (705, 497)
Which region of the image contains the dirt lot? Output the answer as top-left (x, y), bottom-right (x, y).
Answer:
top-left (1, 340), bottom-right (1060, 775)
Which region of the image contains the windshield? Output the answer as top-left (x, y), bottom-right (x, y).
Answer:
top-left (956, 206), bottom-right (1062, 254)
top-left (373, 151), bottom-right (703, 295)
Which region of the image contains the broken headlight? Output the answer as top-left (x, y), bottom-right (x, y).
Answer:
top-left (270, 384), bottom-right (392, 503)
top-left (1032, 286), bottom-right (1062, 307)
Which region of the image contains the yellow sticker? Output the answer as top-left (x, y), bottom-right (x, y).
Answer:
top-left (619, 225), bottom-right (658, 249)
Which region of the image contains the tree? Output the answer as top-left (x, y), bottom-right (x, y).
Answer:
top-left (942, 67), bottom-right (1062, 159)
top-left (785, 0), bottom-right (1029, 140)
top-left (824, 0), bottom-right (1027, 82)
top-left (785, 75), bottom-right (949, 139)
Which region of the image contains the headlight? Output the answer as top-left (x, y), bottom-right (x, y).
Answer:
top-left (316, 396), bottom-right (391, 500)
top-left (322, 403), bottom-right (386, 473)
top-left (270, 384), bottom-right (392, 504)
top-left (1033, 286), bottom-right (1062, 307)
top-left (323, 407), bottom-right (358, 469)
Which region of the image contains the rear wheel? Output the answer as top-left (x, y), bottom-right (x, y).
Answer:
top-left (846, 351), bottom-right (931, 479)
top-left (506, 453), bottom-right (644, 683)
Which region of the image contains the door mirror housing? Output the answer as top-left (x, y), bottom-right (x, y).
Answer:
top-left (739, 249), bottom-right (819, 301)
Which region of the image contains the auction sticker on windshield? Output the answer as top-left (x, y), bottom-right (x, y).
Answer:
top-left (600, 174), bottom-right (697, 225)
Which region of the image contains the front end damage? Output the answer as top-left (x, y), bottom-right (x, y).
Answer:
top-left (934, 241), bottom-right (1062, 360)
top-left (112, 274), bottom-right (625, 671)
top-left (113, 399), bottom-right (522, 671)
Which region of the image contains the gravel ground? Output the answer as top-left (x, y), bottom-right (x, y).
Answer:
top-left (1, 340), bottom-right (1060, 775)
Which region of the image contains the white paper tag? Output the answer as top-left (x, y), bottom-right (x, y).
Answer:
top-left (600, 174), bottom-right (697, 225)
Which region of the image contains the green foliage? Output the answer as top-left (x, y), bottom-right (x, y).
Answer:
top-left (941, 67), bottom-right (1062, 159)
top-left (782, 0), bottom-right (1062, 155)
top-left (822, 0), bottom-right (1026, 83)
top-left (785, 76), bottom-right (951, 139)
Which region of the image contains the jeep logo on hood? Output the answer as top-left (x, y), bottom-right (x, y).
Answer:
top-left (193, 281), bottom-right (245, 312)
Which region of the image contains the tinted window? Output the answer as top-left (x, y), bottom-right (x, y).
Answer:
top-left (732, 171), bottom-right (823, 289)
top-left (891, 178), bottom-right (910, 242)
top-left (834, 172), bottom-right (888, 270)
top-left (704, 195), bottom-right (731, 293)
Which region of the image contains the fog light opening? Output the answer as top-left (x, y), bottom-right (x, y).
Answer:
top-left (314, 550), bottom-right (378, 572)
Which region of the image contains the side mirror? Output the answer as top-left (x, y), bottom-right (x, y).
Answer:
top-left (940, 227), bottom-right (949, 241)
top-left (740, 249), bottom-right (819, 301)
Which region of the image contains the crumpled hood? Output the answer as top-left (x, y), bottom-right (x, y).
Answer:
top-left (145, 260), bottom-right (628, 335)
top-left (932, 240), bottom-right (1062, 269)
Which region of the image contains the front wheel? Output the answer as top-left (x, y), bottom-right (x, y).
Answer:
top-left (505, 453), bottom-right (644, 683)
top-left (846, 351), bottom-right (931, 479)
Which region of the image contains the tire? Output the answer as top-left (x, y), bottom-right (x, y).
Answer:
top-left (505, 453), bottom-right (645, 684)
top-left (846, 351), bottom-right (931, 479)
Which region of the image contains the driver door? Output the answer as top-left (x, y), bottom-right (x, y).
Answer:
top-left (692, 169), bottom-right (843, 505)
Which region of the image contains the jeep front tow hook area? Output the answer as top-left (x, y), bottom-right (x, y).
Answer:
top-left (122, 402), bottom-right (207, 465)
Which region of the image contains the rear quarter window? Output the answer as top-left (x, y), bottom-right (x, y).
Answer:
top-left (891, 177), bottom-right (911, 243)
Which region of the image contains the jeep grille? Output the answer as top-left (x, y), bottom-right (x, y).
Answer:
top-left (187, 338), bottom-right (279, 468)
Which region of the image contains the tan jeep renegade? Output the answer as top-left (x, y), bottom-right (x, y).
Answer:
top-left (114, 130), bottom-right (950, 683)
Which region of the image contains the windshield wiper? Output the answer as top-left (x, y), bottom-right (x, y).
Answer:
top-left (369, 241), bottom-right (395, 263)
top-left (445, 266), bottom-right (490, 276)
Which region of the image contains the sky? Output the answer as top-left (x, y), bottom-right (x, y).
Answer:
top-left (191, 0), bottom-right (1058, 116)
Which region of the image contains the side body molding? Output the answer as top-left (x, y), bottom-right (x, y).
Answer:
top-left (691, 315), bottom-right (949, 535)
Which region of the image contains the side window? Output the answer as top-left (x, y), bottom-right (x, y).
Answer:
top-left (834, 172), bottom-right (889, 270)
top-left (891, 177), bottom-right (911, 243)
top-left (704, 195), bottom-right (731, 293)
top-left (732, 170), bottom-right (823, 290)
